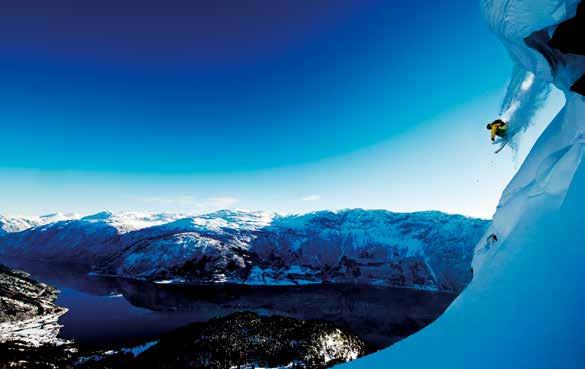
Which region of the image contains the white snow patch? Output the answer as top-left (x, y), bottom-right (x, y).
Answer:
top-left (0, 311), bottom-right (69, 347)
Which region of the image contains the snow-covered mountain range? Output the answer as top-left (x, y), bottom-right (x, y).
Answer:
top-left (0, 209), bottom-right (488, 292)
top-left (0, 213), bottom-right (82, 235)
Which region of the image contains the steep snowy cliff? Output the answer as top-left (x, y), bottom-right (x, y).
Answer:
top-left (341, 1), bottom-right (585, 368)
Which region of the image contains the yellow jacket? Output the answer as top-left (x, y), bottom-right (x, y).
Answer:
top-left (488, 120), bottom-right (507, 141)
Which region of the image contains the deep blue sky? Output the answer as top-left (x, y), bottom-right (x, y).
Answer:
top-left (1, 0), bottom-right (509, 173)
top-left (3, 0), bottom-right (558, 218)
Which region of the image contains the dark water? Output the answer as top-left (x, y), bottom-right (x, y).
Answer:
top-left (0, 257), bottom-right (457, 350)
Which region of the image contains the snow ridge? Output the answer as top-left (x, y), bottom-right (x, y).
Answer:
top-left (0, 213), bottom-right (81, 235)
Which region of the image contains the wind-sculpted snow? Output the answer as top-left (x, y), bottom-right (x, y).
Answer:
top-left (341, 1), bottom-right (585, 368)
top-left (0, 210), bottom-right (487, 292)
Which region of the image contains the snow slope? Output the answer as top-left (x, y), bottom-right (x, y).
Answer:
top-left (340, 1), bottom-right (585, 368)
top-left (0, 209), bottom-right (487, 292)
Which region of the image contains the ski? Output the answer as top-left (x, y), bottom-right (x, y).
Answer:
top-left (494, 140), bottom-right (509, 154)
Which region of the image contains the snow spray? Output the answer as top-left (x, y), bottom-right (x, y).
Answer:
top-left (498, 65), bottom-right (551, 147)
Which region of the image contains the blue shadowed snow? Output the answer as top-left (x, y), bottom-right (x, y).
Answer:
top-left (341, 0), bottom-right (585, 368)
top-left (340, 153), bottom-right (585, 368)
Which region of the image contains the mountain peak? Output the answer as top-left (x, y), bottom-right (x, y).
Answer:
top-left (81, 211), bottom-right (114, 221)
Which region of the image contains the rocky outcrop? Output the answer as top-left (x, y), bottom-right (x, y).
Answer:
top-left (0, 264), bottom-right (75, 369)
top-left (570, 73), bottom-right (585, 95)
top-left (548, 1), bottom-right (585, 55)
top-left (0, 264), bottom-right (68, 347)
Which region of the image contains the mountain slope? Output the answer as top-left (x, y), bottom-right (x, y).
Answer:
top-left (341, 1), bottom-right (585, 368)
top-left (0, 264), bottom-right (68, 347)
top-left (0, 213), bottom-right (78, 235)
top-left (0, 212), bottom-right (191, 265)
top-left (0, 209), bottom-right (488, 292)
top-left (252, 210), bottom-right (485, 291)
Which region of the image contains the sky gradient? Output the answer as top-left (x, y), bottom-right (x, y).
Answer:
top-left (0, 0), bottom-right (564, 218)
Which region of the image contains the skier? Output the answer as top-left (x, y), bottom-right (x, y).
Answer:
top-left (486, 119), bottom-right (508, 141)
top-left (484, 233), bottom-right (498, 250)
top-left (487, 233), bottom-right (498, 243)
